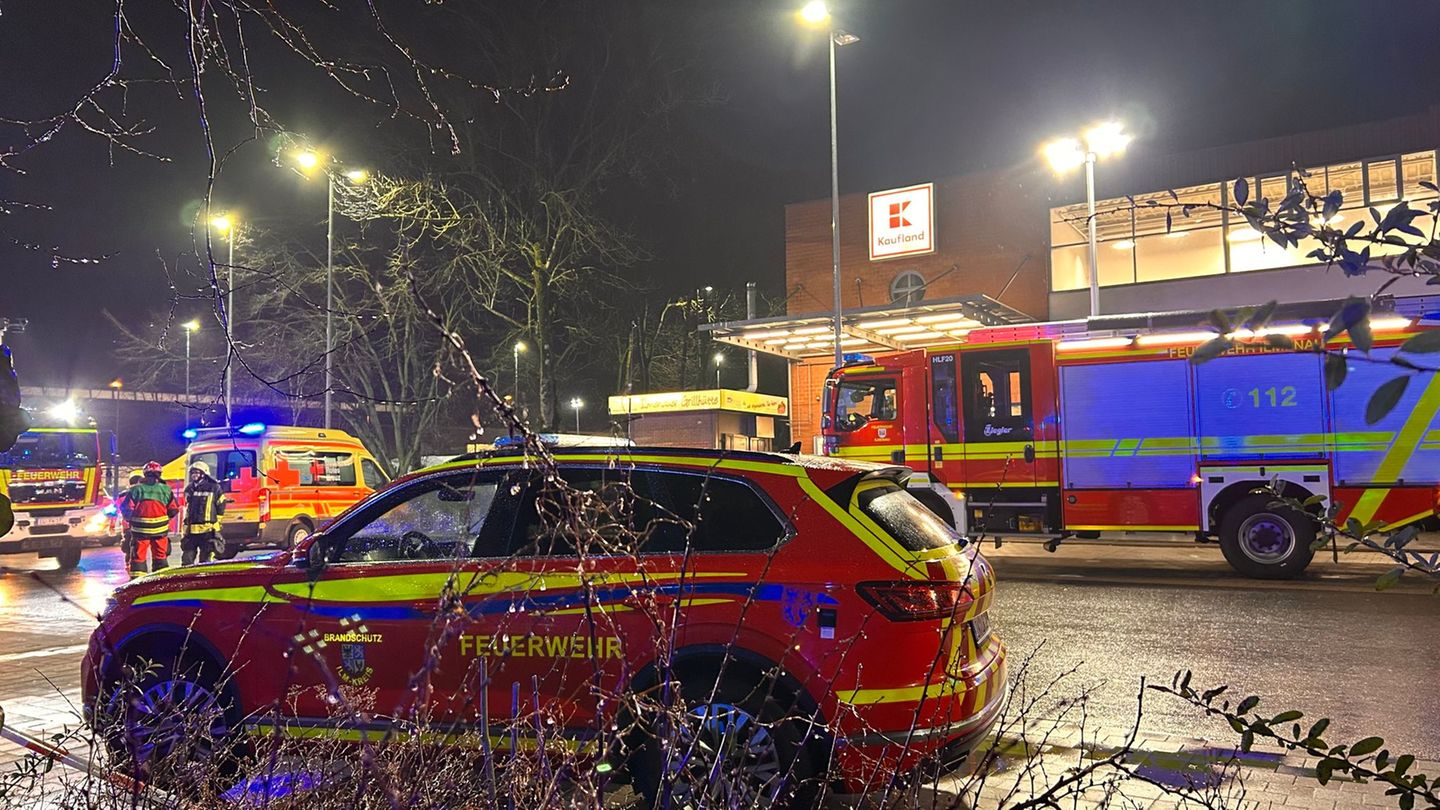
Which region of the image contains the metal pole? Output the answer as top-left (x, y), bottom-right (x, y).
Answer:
top-left (185, 330), bottom-right (192, 428)
top-left (574, 406), bottom-right (580, 434)
top-left (1085, 152), bottom-right (1100, 318)
top-left (828, 31), bottom-right (843, 370)
top-left (325, 172), bottom-right (335, 429)
top-left (225, 232), bottom-right (234, 425)
top-left (514, 344), bottom-right (520, 408)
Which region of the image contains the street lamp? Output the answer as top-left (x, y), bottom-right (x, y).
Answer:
top-left (1042, 121), bottom-right (1131, 318)
top-left (714, 351), bottom-right (725, 389)
top-left (108, 378), bottom-right (122, 461)
top-left (290, 148), bottom-right (369, 429)
top-left (798, 1), bottom-right (859, 371)
top-left (182, 319), bottom-right (200, 427)
top-left (513, 341), bottom-right (526, 413)
top-left (210, 214), bottom-right (236, 424)
top-left (570, 397), bottom-right (584, 433)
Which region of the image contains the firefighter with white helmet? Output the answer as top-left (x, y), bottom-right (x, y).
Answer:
top-left (181, 459), bottom-right (227, 565)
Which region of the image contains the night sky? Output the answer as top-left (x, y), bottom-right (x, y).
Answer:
top-left (3, 0), bottom-right (1439, 390)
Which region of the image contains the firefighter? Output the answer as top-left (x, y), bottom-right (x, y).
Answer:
top-left (114, 471), bottom-right (143, 570)
top-left (181, 460), bottom-right (227, 565)
top-left (123, 461), bottom-right (177, 576)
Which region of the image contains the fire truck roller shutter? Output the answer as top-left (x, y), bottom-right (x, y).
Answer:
top-left (1059, 359), bottom-right (1195, 489)
top-left (1194, 353), bottom-right (1326, 461)
top-left (1330, 347), bottom-right (1440, 489)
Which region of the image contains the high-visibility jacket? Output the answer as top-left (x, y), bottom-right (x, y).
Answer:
top-left (125, 481), bottom-right (177, 538)
top-left (183, 478), bottom-right (227, 535)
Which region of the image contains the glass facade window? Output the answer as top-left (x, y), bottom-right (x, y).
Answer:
top-left (1048, 149), bottom-right (1439, 292)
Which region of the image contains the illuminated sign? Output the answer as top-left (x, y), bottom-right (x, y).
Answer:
top-left (869, 183), bottom-right (934, 261)
top-left (608, 390), bottom-right (789, 417)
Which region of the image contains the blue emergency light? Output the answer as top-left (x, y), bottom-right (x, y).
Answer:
top-left (842, 353), bottom-right (875, 366)
top-left (181, 428), bottom-right (199, 440)
top-left (237, 422), bottom-right (267, 436)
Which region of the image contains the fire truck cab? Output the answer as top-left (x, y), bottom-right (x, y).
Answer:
top-left (0, 418), bottom-right (116, 569)
top-left (823, 300), bottom-right (1440, 579)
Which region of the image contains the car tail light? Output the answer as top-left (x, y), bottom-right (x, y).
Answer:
top-left (856, 580), bottom-right (974, 622)
top-left (259, 488), bottom-right (271, 523)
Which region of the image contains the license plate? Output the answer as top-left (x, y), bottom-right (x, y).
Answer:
top-left (970, 613), bottom-right (992, 646)
top-left (36, 516), bottom-right (67, 526)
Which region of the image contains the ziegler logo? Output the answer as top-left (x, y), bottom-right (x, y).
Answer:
top-left (983, 424), bottom-right (1013, 437)
top-left (888, 201), bottom-right (911, 229)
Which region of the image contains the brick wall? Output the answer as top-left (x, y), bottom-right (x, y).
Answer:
top-left (784, 166), bottom-right (1052, 321)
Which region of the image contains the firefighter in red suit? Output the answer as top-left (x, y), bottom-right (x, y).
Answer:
top-left (122, 461), bottom-right (178, 575)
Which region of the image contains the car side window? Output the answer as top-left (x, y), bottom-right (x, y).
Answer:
top-left (329, 474), bottom-right (503, 563)
top-left (509, 468), bottom-right (786, 556)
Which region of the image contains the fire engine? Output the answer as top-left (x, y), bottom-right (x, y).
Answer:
top-left (0, 405), bottom-right (116, 569)
top-left (821, 299), bottom-right (1440, 579)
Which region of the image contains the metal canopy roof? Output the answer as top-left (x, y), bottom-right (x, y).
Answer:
top-left (702, 294), bottom-right (1034, 360)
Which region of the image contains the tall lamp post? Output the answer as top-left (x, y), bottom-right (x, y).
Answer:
top-left (513, 341), bottom-right (526, 413)
top-left (1042, 121), bottom-right (1131, 318)
top-left (714, 352), bottom-right (724, 389)
top-left (210, 215), bottom-right (237, 424)
top-left (291, 149), bottom-right (368, 429)
top-left (799, 1), bottom-right (859, 370)
top-left (570, 397), bottom-right (584, 433)
top-left (108, 378), bottom-right (122, 462)
top-left (182, 320), bottom-right (200, 427)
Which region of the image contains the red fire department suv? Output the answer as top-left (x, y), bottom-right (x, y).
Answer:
top-left (83, 447), bottom-right (1006, 802)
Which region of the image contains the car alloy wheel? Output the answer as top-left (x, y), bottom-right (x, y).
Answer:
top-left (662, 701), bottom-right (784, 808)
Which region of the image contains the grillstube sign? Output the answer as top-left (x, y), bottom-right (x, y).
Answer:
top-left (869, 183), bottom-right (934, 261)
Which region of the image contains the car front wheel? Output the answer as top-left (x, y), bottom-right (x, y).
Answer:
top-left (100, 649), bottom-right (237, 788)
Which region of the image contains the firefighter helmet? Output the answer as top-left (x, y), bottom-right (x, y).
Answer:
top-left (189, 460), bottom-right (211, 477)
top-left (142, 461), bottom-right (163, 476)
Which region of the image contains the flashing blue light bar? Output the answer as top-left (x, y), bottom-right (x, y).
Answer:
top-left (181, 428), bottom-right (199, 440)
top-left (237, 422), bottom-right (267, 436)
top-left (842, 353), bottom-right (875, 366)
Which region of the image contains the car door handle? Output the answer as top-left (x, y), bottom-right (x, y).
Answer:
top-left (1023, 444), bottom-right (1036, 464)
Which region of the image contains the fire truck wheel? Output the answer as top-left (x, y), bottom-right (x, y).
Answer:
top-left (1218, 494), bottom-right (1315, 579)
top-left (54, 545), bottom-right (83, 570)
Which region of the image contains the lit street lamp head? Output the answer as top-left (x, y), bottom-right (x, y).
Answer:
top-left (294, 150), bottom-right (322, 171)
top-left (210, 214), bottom-right (233, 233)
top-left (570, 398), bottom-right (584, 410)
top-left (345, 169), bottom-right (369, 184)
top-left (798, 0), bottom-right (829, 25)
top-left (182, 319), bottom-right (201, 332)
top-left (1084, 121), bottom-right (1131, 158)
top-left (1042, 137), bottom-right (1086, 174)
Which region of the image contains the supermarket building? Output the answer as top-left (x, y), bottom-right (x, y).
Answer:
top-left (707, 106), bottom-right (1440, 449)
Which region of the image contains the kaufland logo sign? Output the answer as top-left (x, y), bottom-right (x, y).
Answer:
top-left (868, 183), bottom-right (934, 261)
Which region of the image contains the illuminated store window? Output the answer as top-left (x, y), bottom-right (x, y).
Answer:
top-left (1048, 149), bottom-right (1440, 292)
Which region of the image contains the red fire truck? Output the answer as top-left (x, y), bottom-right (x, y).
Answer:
top-left (0, 416), bottom-right (115, 569)
top-left (821, 300), bottom-right (1440, 579)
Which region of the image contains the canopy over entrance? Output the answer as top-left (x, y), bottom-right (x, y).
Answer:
top-left (702, 294), bottom-right (1034, 360)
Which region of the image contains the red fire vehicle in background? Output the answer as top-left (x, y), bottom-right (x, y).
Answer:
top-left (822, 298), bottom-right (1440, 579)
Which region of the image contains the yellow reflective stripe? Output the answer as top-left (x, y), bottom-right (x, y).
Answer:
top-left (134, 586), bottom-right (275, 606)
top-left (1380, 510), bottom-right (1433, 532)
top-left (270, 570), bottom-right (741, 603)
top-left (1066, 524), bottom-right (1200, 532)
top-left (797, 474), bottom-right (927, 579)
top-left (950, 481), bottom-right (1060, 488)
top-left (145, 563), bottom-right (261, 578)
top-left (1349, 373), bottom-right (1440, 526)
top-left (245, 722), bottom-right (591, 753)
top-left (838, 676), bottom-right (966, 706)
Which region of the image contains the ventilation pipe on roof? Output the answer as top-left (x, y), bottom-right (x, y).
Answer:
top-left (746, 282), bottom-right (759, 392)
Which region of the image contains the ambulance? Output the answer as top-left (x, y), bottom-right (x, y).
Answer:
top-left (180, 423), bottom-right (389, 556)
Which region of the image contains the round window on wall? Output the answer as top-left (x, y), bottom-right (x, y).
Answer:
top-left (890, 270), bottom-right (927, 305)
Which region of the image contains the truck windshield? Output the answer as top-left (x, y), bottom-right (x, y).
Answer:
top-left (833, 377), bottom-right (897, 431)
top-left (0, 431), bottom-right (97, 468)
